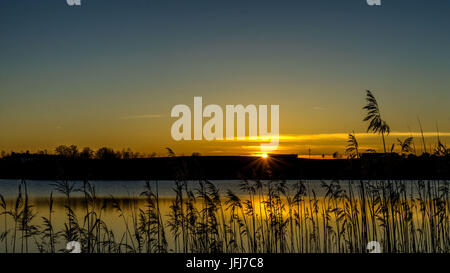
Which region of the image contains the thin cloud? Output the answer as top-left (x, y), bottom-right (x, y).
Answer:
top-left (120, 114), bottom-right (163, 120)
top-left (217, 132), bottom-right (450, 142)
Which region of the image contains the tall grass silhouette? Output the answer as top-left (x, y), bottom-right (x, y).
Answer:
top-left (0, 178), bottom-right (447, 253)
top-left (363, 90), bottom-right (391, 154)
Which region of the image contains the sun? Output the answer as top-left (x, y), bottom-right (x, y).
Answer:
top-left (260, 153), bottom-right (268, 158)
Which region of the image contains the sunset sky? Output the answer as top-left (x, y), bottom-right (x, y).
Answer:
top-left (1, 0), bottom-right (449, 156)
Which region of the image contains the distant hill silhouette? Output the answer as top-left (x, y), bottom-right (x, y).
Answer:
top-left (0, 153), bottom-right (449, 180)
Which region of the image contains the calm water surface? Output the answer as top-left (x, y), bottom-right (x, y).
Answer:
top-left (0, 179), bottom-right (446, 253)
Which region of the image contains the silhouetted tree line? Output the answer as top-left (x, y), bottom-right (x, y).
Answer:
top-left (0, 145), bottom-right (155, 160)
top-left (56, 145), bottom-right (155, 159)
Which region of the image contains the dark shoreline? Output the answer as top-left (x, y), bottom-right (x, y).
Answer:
top-left (0, 155), bottom-right (449, 180)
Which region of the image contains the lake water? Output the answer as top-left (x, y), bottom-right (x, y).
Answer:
top-left (0, 179), bottom-right (434, 198)
top-left (0, 179), bottom-right (447, 253)
top-left (0, 179), bottom-right (330, 198)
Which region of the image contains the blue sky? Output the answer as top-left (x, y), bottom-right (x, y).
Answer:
top-left (1, 0), bottom-right (449, 155)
